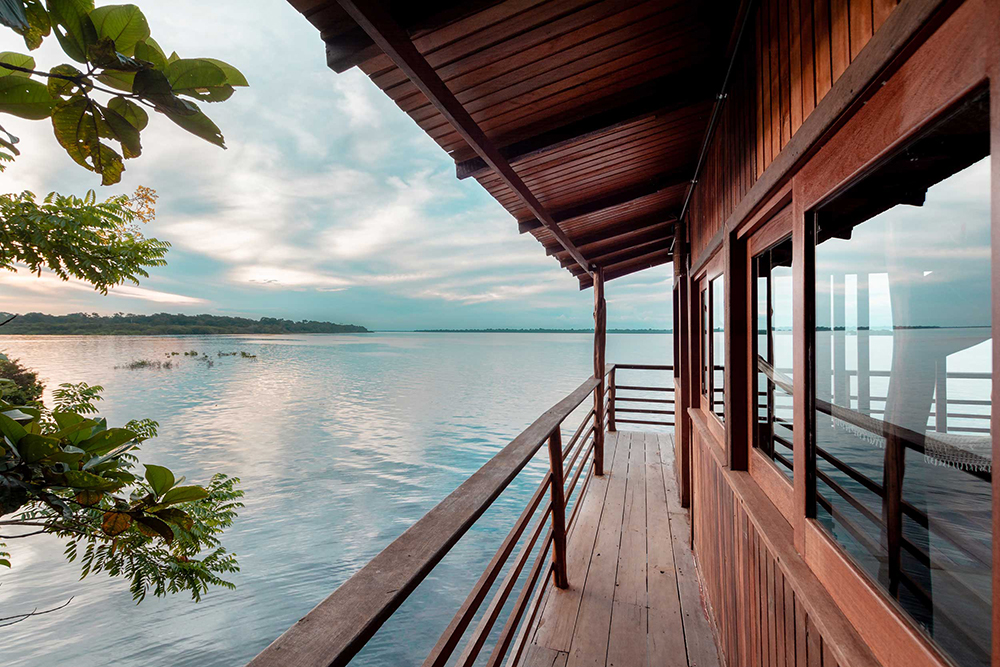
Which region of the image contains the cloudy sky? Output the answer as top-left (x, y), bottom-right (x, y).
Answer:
top-left (0, 1), bottom-right (672, 331)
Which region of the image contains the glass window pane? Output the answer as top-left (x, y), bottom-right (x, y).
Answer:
top-left (753, 236), bottom-right (794, 477)
top-left (711, 276), bottom-right (725, 420)
top-left (811, 89), bottom-right (991, 667)
top-left (702, 288), bottom-right (709, 400)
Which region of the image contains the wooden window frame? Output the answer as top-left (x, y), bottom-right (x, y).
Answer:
top-left (694, 252), bottom-right (726, 451)
top-left (788, 2), bottom-right (998, 665)
top-left (745, 206), bottom-right (796, 524)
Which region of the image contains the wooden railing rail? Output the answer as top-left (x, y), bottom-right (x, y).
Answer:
top-left (248, 374), bottom-right (602, 667)
top-left (607, 364), bottom-right (675, 429)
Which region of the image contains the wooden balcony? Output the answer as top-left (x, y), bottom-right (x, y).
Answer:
top-left (247, 365), bottom-right (721, 667)
top-left (517, 430), bottom-right (720, 667)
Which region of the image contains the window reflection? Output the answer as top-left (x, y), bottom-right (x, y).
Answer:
top-left (711, 276), bottom-right (725, 420)
top-left (753, 236), bottom-right (793, 477)
top-left (702, 287), bottom-right (709, 402)
top-left (811, 90), bottom-right (991, 667)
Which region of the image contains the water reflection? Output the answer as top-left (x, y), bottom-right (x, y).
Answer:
top-left (0, 332), bottom-right (670, 666)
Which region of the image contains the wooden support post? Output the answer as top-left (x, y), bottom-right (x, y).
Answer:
top-left (935, 358), bottom-right (948, 433)
top-left (593, 265), bottom-right (607, 476)
top-left (546, 425), bottom-right (569, 589)
top-left (608, 367), bottom-right (617, 432)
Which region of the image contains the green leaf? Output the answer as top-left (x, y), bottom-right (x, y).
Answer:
top-left (0, 0), bottom-right (27, 29)
top-left (176, 84), bottom-right (233, 104)
top-left (15, 0), bottom-right (50, 51)
top-left (47, 63), bottom-right (84, 98)
top-left (133, 38), bottom-right (164, 70)
top-left (0, 75), bottom-right (53, 119)
top-left (93, 141), bottom-right (124, 184)
top-left (164, 58), bottom-right (226, 91)
top-left (65, 469), bottom-right (120, 490)
top-left (95, 69), bottom-right (134, 92)
top-left (164, 102), bottom-right (226, 148)
top-left (48, 0), bottom-right (97, 64)
top-left (87, 36), bottom-right (147, 71)
top-left (0, 413), bottom-right (27, 443)
top-left (201, 58), bottom-right (248, 87)
top-left (108, 95), bottom-right (147, 130)
top-left (0, 51), bottom-right (35, 77)
top-left (132, 68), bottom-right (195, 115)
top-left (51, 96), bottom-right (98, 169)
top-left (159, 485), bottom-right (208, 506)
top-left (134, 515), bottom-right (173, 542)
top-left (89, 4), bottom-right (148, 56)
top-left (17, 433), bottom-right (61, 463)
top-left (144, 464), bottom-right (174, 497)
top-left (1, 407), bottom-right (36, 421)
top-left (78, 427), bottom-right (136, 455)
top-left (99, 102), bottom-right (141, 158)
top-left (101, 510), bottom-right (132, 536)
top-left (153, 507), bottom-right (193, 531)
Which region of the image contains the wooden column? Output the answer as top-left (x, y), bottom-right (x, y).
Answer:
top-left (676, 223), bottom-right (692, 508)
top-left (593, 265), bottom-right (607, 476)
top-left (725, 230), bottom-right (749, 470)
top-left (546, 425), bottom-right (568, 589)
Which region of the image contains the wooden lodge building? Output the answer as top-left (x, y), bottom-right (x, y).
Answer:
top-left (254, 1), bottom-right (997, 666)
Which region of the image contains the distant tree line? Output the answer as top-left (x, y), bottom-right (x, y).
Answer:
top-left (0, 312), bottom-right (369, 335)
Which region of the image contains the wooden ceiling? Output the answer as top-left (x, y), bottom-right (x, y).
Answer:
top-left (287, 0), bottom-right (740, 288)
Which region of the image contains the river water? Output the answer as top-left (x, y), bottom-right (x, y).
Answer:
top-left (0, 333), bottom-right (671, 666)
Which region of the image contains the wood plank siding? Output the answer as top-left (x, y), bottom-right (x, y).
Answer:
top-left (688, 0), bottom-right (901, 260)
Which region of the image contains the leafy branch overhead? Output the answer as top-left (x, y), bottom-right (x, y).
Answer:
top-left (0, 0), bottom-right (247, 184)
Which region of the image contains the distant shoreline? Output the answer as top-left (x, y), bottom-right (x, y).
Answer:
top-left (409, 328), bottom-right (672, 334)
top-left (0, 312), bottom-right (370, 336)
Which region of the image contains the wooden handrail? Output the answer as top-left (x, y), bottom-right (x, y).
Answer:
top-left (247, 375), bottom-right (600, 667)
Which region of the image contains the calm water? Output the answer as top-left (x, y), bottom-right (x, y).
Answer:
top-left (0, 333), bottom-right (671, 666)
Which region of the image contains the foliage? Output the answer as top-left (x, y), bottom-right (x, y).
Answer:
top-left (0, 352), bottom-right (43, 405)
top-left (0, 186), bottom-right (169, 294)
top-left (0, 311), bottom-right (371, 335)
top-left (0, 382), bottom-right (243, 602)
top-left (0, 1), bottom-right (247, 183)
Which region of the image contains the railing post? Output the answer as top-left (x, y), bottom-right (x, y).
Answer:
top-left (935, 358), bottom-right (948, 433)
top-left (546, 425), bottom-right (568, 589)
top-left (593, 265), bottom-right (606, 476)
top-left (608, 367), bottom-right (616, 432)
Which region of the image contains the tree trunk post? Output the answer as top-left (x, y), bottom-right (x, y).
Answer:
top-left (593, 265), bottom-right (607, 476)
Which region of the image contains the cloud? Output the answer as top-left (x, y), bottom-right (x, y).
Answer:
top-left (0, 266), bottom-right (206, 308)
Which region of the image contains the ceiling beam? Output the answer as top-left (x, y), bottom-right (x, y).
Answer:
top-left (337, 0), bottom-right (592, 275)
top-left (558, 224), bottom-right (674, 268)
top-left (577, 247), bottom-right (672, 290)
top-left (568, 238), bottom-right (672, 276)
top-left (456, 71), bottom-right (715, 181)
top-left (518, 168), bottom-right (691, 234)
top-left (546, 213), bottom-right (676, 256)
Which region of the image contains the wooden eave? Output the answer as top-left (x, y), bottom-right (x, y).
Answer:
top-left (287, 0), bottom-right (740, 287)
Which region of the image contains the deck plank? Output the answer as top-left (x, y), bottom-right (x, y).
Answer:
top-left (533, 431), bottom-right (626, 652)
top-left (518, 431), bottom-right (722, 667)
top-left (565, 431), bottom-right (632, 667)
top-left (645, 432), bottom-right (688, 666)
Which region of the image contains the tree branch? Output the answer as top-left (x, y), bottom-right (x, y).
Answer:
top-left (0, 597), bottom-right (74, 627)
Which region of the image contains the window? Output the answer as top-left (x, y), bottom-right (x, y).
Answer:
top-left (810, 90), bottom-right (991, 667)
top-left (710, 275), bottom-right (725, 421)
top-left (701, 287), bottom-right (709, 402)
top-left (753, 236), bottom-right (793, 477)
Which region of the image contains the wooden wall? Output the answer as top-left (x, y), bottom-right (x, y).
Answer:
top-left (688, 0), bottom-right (901, 258)
top-left (690, 421), bottom-right (878, 667)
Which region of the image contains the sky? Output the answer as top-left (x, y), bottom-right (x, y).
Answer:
top-left (0, 1), bottom-right (673, 331)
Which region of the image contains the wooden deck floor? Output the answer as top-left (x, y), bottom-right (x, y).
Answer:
top-left (518, 431), bottom-right (721, 667)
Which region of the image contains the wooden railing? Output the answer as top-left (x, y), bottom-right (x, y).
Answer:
top-left (248, 367), bottom-right (615, 667)
top-left (606, 363), bottom-right (675, 430)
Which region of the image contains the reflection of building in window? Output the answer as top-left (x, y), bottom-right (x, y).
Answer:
top-left (754, 236), bottom-right (793, 478)
top-left (811, 89), bottom-right (991, 667)
top-left (711, 276), bottom-right (725, 421)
